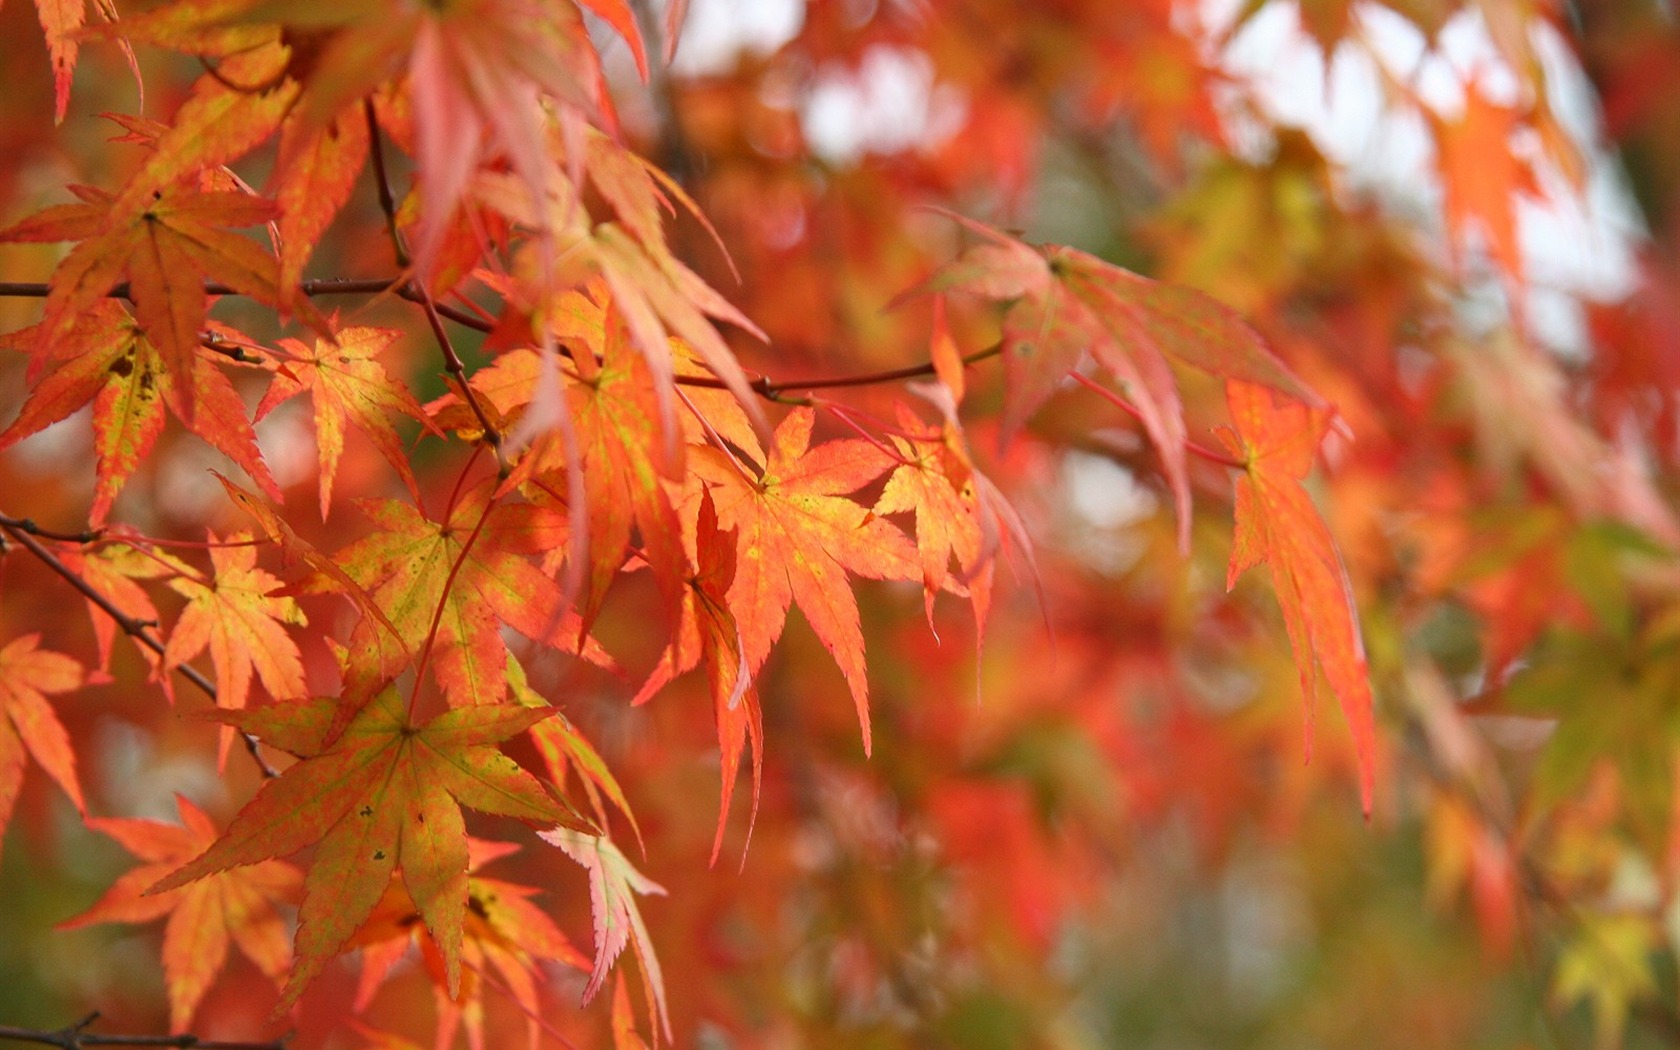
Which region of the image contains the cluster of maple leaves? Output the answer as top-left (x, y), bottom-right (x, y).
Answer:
top-left (3, 0), bottom-right (1680, 1046)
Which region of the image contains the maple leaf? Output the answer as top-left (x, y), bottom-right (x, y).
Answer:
top-left (212, 472), bottom-right (406, 649)
top-left (0, 303), bottom-right (280, 524)
top-left (257, 325), bottom-right (436, 518)
top-left (1218, 380), bottom-right (1376, 813)
top-left (1433, 79), bottom-right (1541, 286)
top-left (60, 794), bottom-right (302, 1030)
top-left (481, 291), bottom-right (689, 632)
top-left (473, 148), bottom-right (771, 438)
top-left (510, 656), bottom-right (643, 849)
top-left (611, 972), bottom-right (652, 1050)
top-left (27, 0), bottom-right (93, 122)
top-left (633, 491), bottom-right (760, 866)
top-left (335, 484), bottom-right (610, 711)
top-left (272, 105), bottom-right (371, 302)
top-left (873, 405), bottom-right (988, 631)
top-left (690, 407), bottom-right (917, 755)
top-left (0, 184), bottom-right (286, 422)
top-left (349, 839), bottom-right (590, 1050)
top-left (201, 0), bottom-right (617, 271)
top-left (149, 688), bottom-right (594, 1009)
top-left (539, 827), bottom-right (670, 1042)
top-left (929, 217), bottom-right (1314, 549)
top-left (64, 544), bottom-right (179, 675)
top-left (108, 41), bottom-right (299, 210)
top-left (164, 532), bottom-right (309, 768)
top-left (1228, 0), bottom-right (1357, 62)
top-left (0, 634), bottom-right (86, 856)
top-left (1553, 914), bottom-right (1660, 1050)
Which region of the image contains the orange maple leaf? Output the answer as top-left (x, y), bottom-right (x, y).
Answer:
top-left (486, 292), bottom-right (689, 632)
top-left (65, 544), bottom-right (177, 675)
top-left (149, 688), bottom-right (594, 1010)
top-left (633, 491), bottom-right (761, 866)
top-left (0, 185), bottom-right (285, 422)
top-left (873, 405), bottom-right (989, 631)
top-left (473, 139), bottom-right (771, 439)
top-left (257, 325), bottom-right (437, 518)
top-left (691, 408), bottom-right (917, 755)
top-left (0, 303), bottom-right (280, 524)
top-left (350, 838), bottom-right (590, 1050)
top-left (510, 655), bottom-right (644, 853)
top-left (0, 634), bottom-right (86, 854)
top-left (31, 0), bottom-right (93, 122)
top-left (247, 0), bottom-right (616, 270)
top-left (929, 217), bottom-right (1312, 549)
top-left (60, 794), bottom-right (302, 1031)
top-left (1219, 380), bottom-right (1377, 812)
top-left (272, 105), bottom-right (371, 305)
top-left (164, 531), bottom-right (309, 768)
top-left (1434, 80), bottom-right (1541, 286)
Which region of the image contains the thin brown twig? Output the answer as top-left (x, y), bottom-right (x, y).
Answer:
top-left (0, 1013), bottom-right (287, 1050)
top-left (363, 97), bottom-right (412, 269)
top-left (0, 513), bottom-right (101, 544)
top-left (0, 519), bottom-right (279, 779)
top-left (415, 286), bottom-right (507, 471)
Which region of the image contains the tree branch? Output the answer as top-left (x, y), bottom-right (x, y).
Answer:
top-left (414, 284), bottom-right (506, 470)
top-left (0, 519), bottom-right (278, 778)
top-left (0, 1013), bottom-right (287, 1049)
top-left (0, 278), bottom-right (1007, 402)
top-left (0, 513), bottom-right (101, 544)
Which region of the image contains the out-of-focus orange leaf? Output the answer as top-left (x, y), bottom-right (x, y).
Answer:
top-left (61, 794), bottom-right (302, 1030)
top-left (0, 634), bottom-right (86, 853)
top-left (1433, 80), bottom-right (1540, 285)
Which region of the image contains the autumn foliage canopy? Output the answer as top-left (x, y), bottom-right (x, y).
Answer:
top-left (3, 0), bottom-right (1680, 1047)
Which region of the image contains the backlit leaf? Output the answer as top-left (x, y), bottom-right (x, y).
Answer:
top-left (691, 408), bottom-right (917, 755)
top-left (1219, 380), bottom-right (1376, 813)
top-left (164, 532), bottom-right (309, 768)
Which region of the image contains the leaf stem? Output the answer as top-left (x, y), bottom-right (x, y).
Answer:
top-left (1072, 372), bottom-right (1247, 469)
top-left (0, 518), bottom-right (278, 778)
top-left (407, 492), bottom-right (497, 719)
